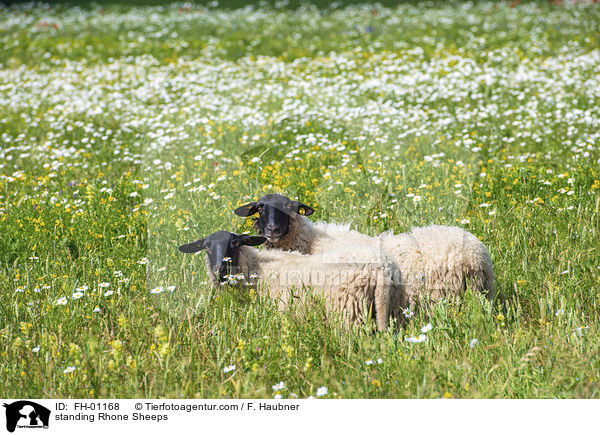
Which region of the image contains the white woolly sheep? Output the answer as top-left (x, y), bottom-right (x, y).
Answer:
top-left (234, 194), bottom-right (495, 305)
top-left (178, 231), bottom-right (408, 331)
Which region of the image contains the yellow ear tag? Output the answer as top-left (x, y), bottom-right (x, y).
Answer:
top-left (299, 208), bottom-right (305, 215)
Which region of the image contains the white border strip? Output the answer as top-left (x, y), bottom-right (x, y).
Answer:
top-left (0, 399), bottom-right (595, 435)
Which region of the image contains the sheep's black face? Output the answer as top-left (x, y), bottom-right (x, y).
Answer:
top-left (178, 231), bottom-right (266, 284)
top-left (233, 194), bottom-right (314, 242)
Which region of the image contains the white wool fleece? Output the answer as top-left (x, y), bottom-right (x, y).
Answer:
top-left (207, 244), bottom-right (408, 331)
top-left (265, 215), bottom-right (495, 304)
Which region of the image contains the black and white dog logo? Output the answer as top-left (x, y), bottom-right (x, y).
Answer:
top-left (3, 401), bottom-right (50, 432)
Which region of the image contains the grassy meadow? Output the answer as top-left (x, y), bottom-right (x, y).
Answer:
top-left (0, 1), bottom-right (599, 399)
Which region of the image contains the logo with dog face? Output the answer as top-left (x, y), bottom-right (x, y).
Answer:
top-left (2, 401), bottom-right (50, 433)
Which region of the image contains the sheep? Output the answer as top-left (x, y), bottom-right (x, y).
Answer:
top-left (234, 194), bottom-right (495, 304)
top-left (178, 230), bottom-right (408, 331)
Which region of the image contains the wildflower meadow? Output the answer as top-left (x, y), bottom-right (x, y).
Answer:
top-left (1, 1), bottom-right (599, 399)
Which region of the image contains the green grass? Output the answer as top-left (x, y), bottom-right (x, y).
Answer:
top-left (0, 1), bottom-right (599, 399)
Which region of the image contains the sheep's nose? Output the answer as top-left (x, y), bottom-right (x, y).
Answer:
top-left (264, 224), bottom-right (281, 236)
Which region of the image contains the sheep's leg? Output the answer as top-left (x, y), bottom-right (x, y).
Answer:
top-left (374, 272), bottom-right (390, 331)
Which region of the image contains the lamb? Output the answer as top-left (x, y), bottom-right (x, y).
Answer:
top-left (234, 194), bottom-right (495, 304)
top-left (178, 230), bottom-right (408, 331)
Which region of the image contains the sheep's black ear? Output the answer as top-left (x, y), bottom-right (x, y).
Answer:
top-left (178, 239), bottom-right (205, 253)
top-left (233, 202), bottom-right (259, 217)
top-left (237, 235), bottom-right (267, 246)
top-left (293, 201), bottom-right (314, 216)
